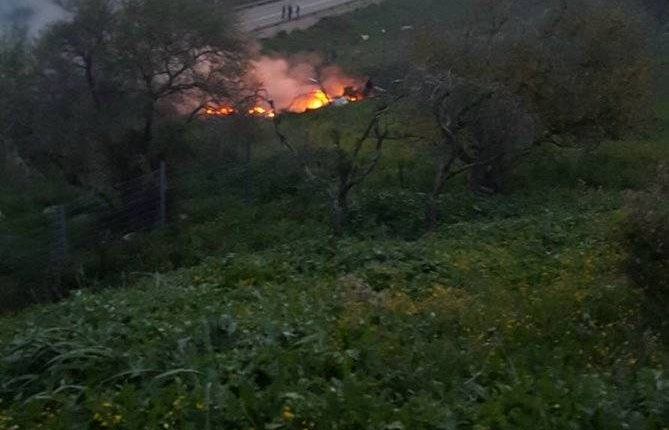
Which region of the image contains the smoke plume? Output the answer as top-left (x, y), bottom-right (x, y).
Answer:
top-left (0, 0), bottom-right (66, 36)
top-left (251, 55), bottom-right (364, 112)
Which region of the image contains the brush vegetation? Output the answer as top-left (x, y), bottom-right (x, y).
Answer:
top-left (0, 0), bottom-right (669, 428)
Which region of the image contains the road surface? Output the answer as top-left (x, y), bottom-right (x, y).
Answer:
top-left (239, 0), bottom-right (363, 32)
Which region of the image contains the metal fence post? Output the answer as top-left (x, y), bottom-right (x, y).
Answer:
top-left (50, 205), bottom-right (68, 265)
top-left (159, 161), bottom-right (167, 226)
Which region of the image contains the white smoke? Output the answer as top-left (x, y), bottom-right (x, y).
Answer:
top-left (251, 55), bottom-right (365, 112)
top-left (0, 0), bottom-right (67, 36)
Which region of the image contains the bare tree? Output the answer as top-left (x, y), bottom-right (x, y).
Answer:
top-left (409, 0), bottom-right (654, 232)
top-left (420, 76), bottom-right (535, 231)
top-left (415, 0), bottom-right (653, 146)
top-left (270, 102), bottom-right (392, 236)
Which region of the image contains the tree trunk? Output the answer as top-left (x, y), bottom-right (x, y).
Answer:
top-left (84, 54), bottom-right (102, 112)
top-left (468, 145), bottom-right (507, 194)
top-left (143, 101), bottom-right (155, 150)
top-left (425, 195), bottom-right (439, 232)
top-left (425, 149), bottom-right (458, 232)
top-left (332, 188), bottom-right (349, 237)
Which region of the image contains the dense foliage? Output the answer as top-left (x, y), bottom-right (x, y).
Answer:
top-left (619, 166), bottom-right (669, 334)
top-left (1, 211), bottom-right (668, 429)
top-left (0, 0), bottom-right (668, 428)
top-left (2, 0), bottom-right (247, 187)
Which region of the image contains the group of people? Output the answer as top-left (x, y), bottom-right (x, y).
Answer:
top-left (281, 4), bottom-right (301, 21)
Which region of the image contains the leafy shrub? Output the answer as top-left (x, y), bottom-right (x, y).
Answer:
top-left (621, 166), bottom-right (669, 291)
top-left (349, 190), bottom-right (426, 238)
top-left (620, 166), bottom-right (669, 314)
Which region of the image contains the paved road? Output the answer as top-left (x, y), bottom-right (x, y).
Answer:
top-left (239, 0), bottom-right (358, 31)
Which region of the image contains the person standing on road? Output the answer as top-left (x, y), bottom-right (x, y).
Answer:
top-left (282, 4), bottom-right (286, 20)
top-left (288, 4), bottom-right (293, 20)
top-left (296, 5), bottom-right (300, 18)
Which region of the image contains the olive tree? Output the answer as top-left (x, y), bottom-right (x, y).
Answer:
top-left (423, 0), bottom-right (652, 140)
top-left (112, 0), bottom-right (247, 150)
top-left (414, 0), bottom-right (654, 194)
top-left (31, 0), bottom-right (248, 184)
top-left (270, 101), bottom-right (394, 236)
top-left (414, 75), bottom-right (535, 231)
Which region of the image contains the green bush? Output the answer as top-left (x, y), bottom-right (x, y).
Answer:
top-left (349, 190), bottom-right (426, 238)
top-left (620, 166), bottom-right (669, 312)
top-left (621, 166), bottom-right (669, 290)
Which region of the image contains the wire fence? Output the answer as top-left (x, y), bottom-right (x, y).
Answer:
top-left (0, 161), bottom-right (202, 308)
top-left (0, 153), bottom-right (298, 300)
top-left (1, 149), bottom-right (323, 310)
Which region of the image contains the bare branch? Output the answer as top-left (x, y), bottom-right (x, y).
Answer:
top-left (348, 119), bottom-right (389, 190)
top-left (269, 100), bottom-right (323, 184)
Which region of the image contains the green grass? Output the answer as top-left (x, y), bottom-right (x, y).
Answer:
top-left (0, 0), bottom-right (669, 428)
top-left (1, 129), bottom-right (668, 427)
top-left (1, 206), bottom-right (668, 429)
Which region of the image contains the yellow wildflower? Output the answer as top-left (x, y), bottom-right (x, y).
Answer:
top-left (281, 406), bottom-right (295, 421)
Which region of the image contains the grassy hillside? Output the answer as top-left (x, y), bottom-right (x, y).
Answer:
top-left (0, 179), bottom-right (668, 428)
top-left (1, 119), bottom-right (668, 428)
top-left (0, 0), bottom-right (668, 428)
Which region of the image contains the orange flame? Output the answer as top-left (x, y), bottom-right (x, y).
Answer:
top-left (202, 81), bottom-right (366, 119)
top-left (205, 105), bottom-right (235, 116)
top-left (198, 56), bottom-right (369, 119)
top-left (248, 106), bottom-right (276, 118)
top-left (290, 89), bottom-right (331, 113)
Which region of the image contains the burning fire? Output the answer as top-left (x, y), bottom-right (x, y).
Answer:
top-left (247, 106), bottom-right (275, 118)
top-left (204, 86), bottom-right (364, 119)
top-left (205, 106), bottom-right (236, 116)
top-left (204, 86), bottom-right (365, 119)
top-left (202, 56), bottom-right (368, 119)
top-left (290, 89), bottom-right (331, 112)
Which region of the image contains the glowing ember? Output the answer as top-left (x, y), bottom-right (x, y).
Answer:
top-left (205, 105), bottom-right (235, 116)
top-left (248, 106), bottom-right (276, 118)
top-left (342, 86), bottom-right (366, 102)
